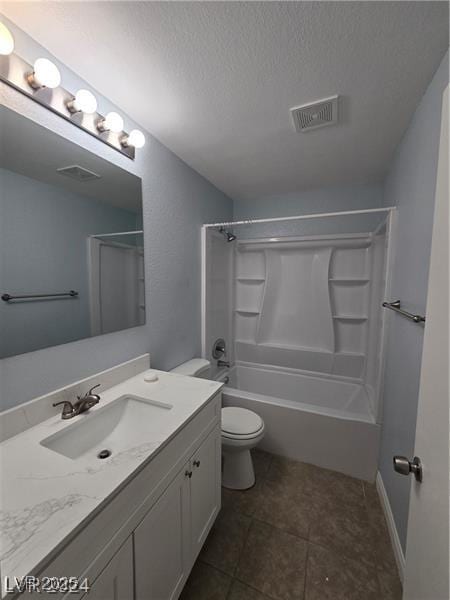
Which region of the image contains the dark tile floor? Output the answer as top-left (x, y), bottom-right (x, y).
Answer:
top-left (180, 450), bottom-right (403, 600)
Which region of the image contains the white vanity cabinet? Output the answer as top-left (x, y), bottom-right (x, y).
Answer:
top-left (21, 392), bottom-right (221, 600)
top-left (134, 466), bottom-right (190, 600)
top-left (189, 427), bottom-right (221, 559)
top-left (82, 538), bottom-right (134, 600)
top-left (134, 428), bottom-right (221, 600)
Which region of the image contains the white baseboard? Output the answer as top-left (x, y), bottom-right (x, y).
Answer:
top-left (376, 471), bottom-right (406, 581)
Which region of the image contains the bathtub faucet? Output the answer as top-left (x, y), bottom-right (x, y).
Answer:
top-left (217, 360), bottom-right (230, 368)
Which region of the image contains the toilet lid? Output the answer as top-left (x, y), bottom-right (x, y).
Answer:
top-left (221, 407), bottom-right (263, 436)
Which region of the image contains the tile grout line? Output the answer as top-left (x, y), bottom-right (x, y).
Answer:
top-left (231, 510), bottom-right (253, 578)
top-left (302, 540), bottom-right (310, 600)
top-left (224, 494), bottom-right (280, 600)
top-left (232, 574), bottom-right (280, 600)
top-left (229, 455), bottom-right (279, 600)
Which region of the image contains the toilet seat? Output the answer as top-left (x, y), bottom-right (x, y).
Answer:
top-left (221, 407), bottom-right (264, 439)
top-left (221, 428), bottom-right (265, 441)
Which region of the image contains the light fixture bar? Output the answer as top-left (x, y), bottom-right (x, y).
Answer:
top-left (0, 51), bottom-right (137, 159)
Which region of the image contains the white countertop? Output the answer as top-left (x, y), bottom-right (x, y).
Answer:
top-left (0, 370), bottom-right (222, 594)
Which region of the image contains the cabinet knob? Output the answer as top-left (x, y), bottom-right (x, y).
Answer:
top-left (193, 460), bottom-right (201, 468)
top-left (185, 470), bottom-right (192, 478)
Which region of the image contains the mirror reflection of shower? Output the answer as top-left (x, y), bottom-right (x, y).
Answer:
top-left (218, 227), bottom-right (237, 242)
top-left (88, 229), bottom-right (145, 335)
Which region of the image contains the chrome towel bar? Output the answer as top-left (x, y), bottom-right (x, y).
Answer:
top-left (2, 290), bottom-right (79, 302)
top-left (382, 300), bottom-right (425, 323)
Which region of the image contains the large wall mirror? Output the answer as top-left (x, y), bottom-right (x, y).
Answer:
top-left (0, 106), bottom-right (145, 359)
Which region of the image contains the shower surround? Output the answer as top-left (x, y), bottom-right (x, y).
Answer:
top-left (202, 210), bottom-right (395, 480)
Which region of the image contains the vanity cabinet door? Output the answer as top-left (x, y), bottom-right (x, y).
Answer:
top-left (82, 537), bottom-right (133, 600)
top-left (190, 427), bottom-right (221, 560)
top-left (134, 466), bottom-right (191, 600)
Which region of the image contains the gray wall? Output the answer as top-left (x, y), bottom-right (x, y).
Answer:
top-left (231, 182), bottom-right (386, 239)
top-left (0, 17), bottom-right (233, 410)
top-left (233, 182), bottom-right (385, 220)
top-left (379, 50), bottom-right (449, 552)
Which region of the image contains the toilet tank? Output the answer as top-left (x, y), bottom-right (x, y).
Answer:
top-left (170, 358), bottom-right (211, 379)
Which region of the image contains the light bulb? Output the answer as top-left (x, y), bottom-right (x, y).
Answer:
top-left (67, 89), bottom-right (98, 114)
top-left (122, 129), bottom-right (146, 149)
top-left (28, 58), bottom-right (61, 89)
top-left (0, 22), bottom-right (14, 55)
top-left (98, 111), bottom-right (124, 133)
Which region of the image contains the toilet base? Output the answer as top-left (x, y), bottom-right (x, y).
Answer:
top-left (222, 448), bottom-right (255, 490)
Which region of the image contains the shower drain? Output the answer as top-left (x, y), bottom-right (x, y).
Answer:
top-left (97, 449), bottom-right (112, 459)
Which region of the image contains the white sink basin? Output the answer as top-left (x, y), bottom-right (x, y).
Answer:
top-left (40, 395), bottom-right (173, 460)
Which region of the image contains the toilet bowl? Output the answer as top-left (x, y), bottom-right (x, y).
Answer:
top-left (221, 406), bottom-right (265, 490)
top-left (170, 358), bottom-right (265, 490)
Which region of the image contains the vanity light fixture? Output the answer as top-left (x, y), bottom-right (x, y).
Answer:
top-left (121, 129), bottom-right (146, 149)
top-left (97, 111), bottom-right (124, 133)
top-left (67, 89), bottom-right (98, 114)
top-left (0, 38), bottom-right (140, 158)
top-left (27, 58), bottom-right (61, 89)
top-left (0, 21), bottom-right (14, 55)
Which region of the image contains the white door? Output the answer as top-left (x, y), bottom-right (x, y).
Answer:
top-left (134, 466), bottom-right (191, 600)
top-left (82, 537), bottom-right (134, 600)
top-left (89, 238), bottom-right (141, 335)
top-left (190, 428), bottom-right (221, 561)
top-left (99, 244), bottom-right (138, 333)
top-left (403, 86), bottom-right (449, 600)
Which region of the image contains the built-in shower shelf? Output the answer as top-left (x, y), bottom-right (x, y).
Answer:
top-left (329, 278), bottom-right (369, 283)
top-left (258, 341), bottom-right (334, 353)
top-left (235, 309), bottom-right (260, 315)
top-left (332, 315), bottom-right (368, 321)
top-left (237, 278), bottom-right (265, 283)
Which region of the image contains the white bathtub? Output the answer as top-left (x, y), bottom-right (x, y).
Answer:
top-left (216, 362), bottom-right (380, 481)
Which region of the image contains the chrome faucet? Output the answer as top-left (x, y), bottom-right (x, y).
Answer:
top-left (217, 360), bottom-right (230, 368)
top-left (53, 384), bottom-right (101, 420)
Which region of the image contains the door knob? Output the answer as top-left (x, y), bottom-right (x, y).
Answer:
top-left (393, 455), bottom-right (423, 482)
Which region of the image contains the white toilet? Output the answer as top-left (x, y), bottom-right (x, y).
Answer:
top-left (220, 406), bottom-right (265, 490)
top-left (170, 358), bottom-right (265, 490)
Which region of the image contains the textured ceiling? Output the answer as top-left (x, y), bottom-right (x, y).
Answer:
top-left (2, 2), bottom-right (448, 201)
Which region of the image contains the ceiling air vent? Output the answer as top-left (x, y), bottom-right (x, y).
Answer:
top-left (290, 95), bottom-right (339, 133)
top-left (56, 165), bottom-right (101, 182)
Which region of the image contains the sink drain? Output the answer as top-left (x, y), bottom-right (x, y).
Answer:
top-left (97, 449), bottom-right (112, 459)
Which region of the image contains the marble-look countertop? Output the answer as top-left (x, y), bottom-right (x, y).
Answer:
top-left (0, 370), bottom-right (222, 595)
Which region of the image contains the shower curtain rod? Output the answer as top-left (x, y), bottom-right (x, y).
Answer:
top-left (203, 206), bottom-right (396, 228)
top-left (89, 230), bottom-right (143, 238)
